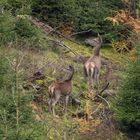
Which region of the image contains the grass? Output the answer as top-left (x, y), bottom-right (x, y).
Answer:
top-left (0, 36), bottom-right (133, 140)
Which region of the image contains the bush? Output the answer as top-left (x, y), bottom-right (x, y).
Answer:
top-left (32, 0), bottom-right (126, 42)
top-left (0, 13), bottom-right (16, 45)
top-left (32, 0), bottom-right (80, 27)
top-left (113, 56), bottom-right (140, 139)
top-left (0, 0), bottom-right (41, 47)
top-left (15, 18), bottom-right (39, 38)
top-left (0, 52), bottom-right (34, 139)
top-left (0, 0), bottom-right (32, 15)
top-left (0, 12), bottom-right (41, 47)
top-left (76, 0), bottom-right (127, 41)
top-left (1, 0), bottom-right (128, 43)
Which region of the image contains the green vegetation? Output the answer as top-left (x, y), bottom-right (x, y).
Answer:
top-left (32, 0), bottom-right (80, 27)
top-left (0, 0), bottom-right (140, 140)
top-left (0, 14), bottom-right (41, 48)
top-left (32, 0), bottom-right (126, 41)
top-left (113, 49), bottom-right (140, 139)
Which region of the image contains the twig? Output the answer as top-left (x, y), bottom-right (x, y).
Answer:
top-left (79, 83), bottom-right (110, 109)
top-left (25, 83), bottom-right (39, 91)
top-left (96, 82), bottom-right (110, 108)
top-left (92, 103), bottom-right (103, 114)
top-left (99, 82), bottom-right (109, 95)
top-left (97, 95), bottom-right (110, 108)
top-left (17, 54), bottom-right (25, 69)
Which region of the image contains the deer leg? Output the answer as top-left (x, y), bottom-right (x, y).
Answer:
top-left (88, 77), bottom-right (92, 90)
top-left (96, 73), bottom-right (100, 94)
top-left (93, 68), bottom-right (100, 93)
top-left (86, 68), bottom-right (91, 90)
top-left (64, 95), bottom-right (69, 113)
top-left (52, 101), bottom-right (56, 116)
top-left (51, 91), bottom-right (61, 116)
top-left (83, 66), bottom-right (88, 81)
top-left (48, 99), bottom-right (52, 113)
top-left (90, 67), bottom-right (95, 90)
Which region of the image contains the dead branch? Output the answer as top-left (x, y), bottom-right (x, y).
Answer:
top-left (96, 83), bottom-right (110, 108)
top-left (99, 82), bottom-right (109, 95)
top-left (29, 16), bottom-right (80, 45)
top-left (46, 38), bottom-right (79, 56)
top-left (97, 95), bottom-right (110, 108)
top-left (17, 54), bottom-right (25, 69)
top-left (29, 16), bottom-right (80, 55)
top-left (81, 83), bottom-right (110, 108)
top-left (54, 31), bottom-right (81, 45)
top-left (69, 29), bottom-right (92, 37)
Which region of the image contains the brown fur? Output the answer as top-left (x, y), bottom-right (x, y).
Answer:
top-left (84, 33), bottom-right (102, 89)
top-left (48, 66), bottom-right (74, 116)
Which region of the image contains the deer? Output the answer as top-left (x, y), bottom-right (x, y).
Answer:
top-left (48, 65), bottom-right (74, 116)
top-left (84, 33), bottom-right (103, 92)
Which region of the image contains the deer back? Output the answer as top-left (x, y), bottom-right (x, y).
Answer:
top-left (59, 81), bottom-right (72, 95)
top-left (86, 56), bottom-right (101, 70)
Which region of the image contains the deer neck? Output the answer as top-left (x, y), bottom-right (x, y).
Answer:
top-left (93, 46), bottom-right (101, 56)
top-left (65, 69), bottom-right (74, 82)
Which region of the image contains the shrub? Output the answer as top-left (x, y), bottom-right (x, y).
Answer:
top-left (32, 0), bottom-right (80, 27)
top-left (0, 13), bottom-right (16, 45)
top-left (15, 18), bottom-right (39, 38)
top-left (0, 12), bottom-right (41, 47)
top-left (0, 52), bottom-right (34, 139)
top-left (32, 0), bottom-right (126, 42)
top-left (1, 0), bottom-right (32, 15)
top-left (113, 54), bottom-right (140, 139)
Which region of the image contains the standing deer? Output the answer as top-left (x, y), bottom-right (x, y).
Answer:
top-left (48, 65), bottom-right (74, 116)
top-left (84, 33), bottom-right (102, 91)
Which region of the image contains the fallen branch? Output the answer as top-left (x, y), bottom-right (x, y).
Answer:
top-left (99, 82), bottom-right (109, 95)
top-left (97, 82), bottom-right (110, 108)
top-left (46, 37), bottom-right (79, 56)
top-left (29, 16), bottom-right (81, 45)
top-left (97, 95), bottom-right (110, 108)
top-left (69, 29), bottom-right (92, 37)
top-left (29, 16), bottom-right (80, 55)
top-left (54, 30), bottom-right (81, 45)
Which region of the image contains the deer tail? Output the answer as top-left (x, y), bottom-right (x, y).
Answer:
top-left (48, 85), bottom-right (55, 98)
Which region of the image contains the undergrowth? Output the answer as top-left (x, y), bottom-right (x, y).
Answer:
top-left (0, 13), bottom-right (132, 140)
